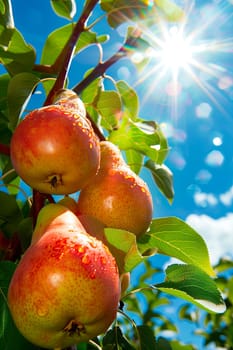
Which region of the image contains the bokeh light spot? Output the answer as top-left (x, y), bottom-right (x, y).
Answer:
top-left (205, 150), bottom-right (224, 167)
top-left (212, 136), bottom-right (223, 146)
top-left (195, 102), bottom-right (212, 118)
top-left (195, 169), bottom-right (212, 184)
top-left (218, 75), bottom-right (233, 90)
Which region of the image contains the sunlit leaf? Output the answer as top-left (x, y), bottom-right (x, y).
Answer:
top-left (100, 0), bottom-right (156, 28)
top-left (81, 76), bottom-right (103, 104)
top-left (109, 118), bottom-right (167, 162)
top-left (41, 24), bottom-right (108, 67)
top-left (145, 160), bottom-right (174, 202)
top-left (96, 90), bottom-right (122, 131)
top-left (154, 0), bottom-right (185, 22)
top-left (138, 216), bottom-right (215, 277)
top-left (155, 264), bottom-right (226, 313)
top-left (76, 31), bottom-right (109, 54)
top-left (0, 0), bottom-right (14, 46)
top-left (104, 228), bottom-right (144, 273)
top-left (0, 28), bottom-right (35, 75)
top-left (50, 0), bottom-right (77, 20)
top-left (125, 149), bottom-right (144, 174)
top-left (170, 340), bottom-right (196, 350)
top-left (116, 80), bottom-right (139, 120)
top-left (7, 72), bottom-right (40, 129)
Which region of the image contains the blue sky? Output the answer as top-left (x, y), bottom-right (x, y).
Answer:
top-left (7, 0), bottom-right (233, 348)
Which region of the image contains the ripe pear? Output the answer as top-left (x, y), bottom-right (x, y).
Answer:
top-left (10, 92), bottom-right (100, 195)
top-left (77, 141), bottom-right (153, 236)
top-left (8, 204), bottom-right (121, 349)
top-left (58, 195), bottom-right (81, 217)
top-left (57, 198), bottom-right (131, 290)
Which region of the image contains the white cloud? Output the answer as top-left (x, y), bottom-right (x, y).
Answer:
top-left (194, 192), bottom-right (218, 207)
top-left (219, 185), bottom-right (233, 206)
top-left (186, 213), bottom-right (233, 265)
top-left (193, 185), bottom-right (233, 208)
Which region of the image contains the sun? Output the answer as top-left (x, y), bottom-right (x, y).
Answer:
top-left (158, 26), bottom-right (194, 74)
top-left (130, 3), bottom-right (233, 115)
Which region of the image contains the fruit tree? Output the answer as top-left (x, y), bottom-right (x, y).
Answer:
top-left (0, 1), bottom-right (229, 350)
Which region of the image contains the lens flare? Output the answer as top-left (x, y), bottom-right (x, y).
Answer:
top-left (131, 1), bottom-right (233, 120)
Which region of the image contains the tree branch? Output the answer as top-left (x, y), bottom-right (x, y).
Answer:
top-left (73, 30), bottom-right (142, 95)
top-left (73, 48), bottom-right (127, 95)
top-left (44, 0), bottom-right (99, 106)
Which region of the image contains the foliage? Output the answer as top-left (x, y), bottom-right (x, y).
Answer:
top-left (0, 1), bottom-right (229, 350)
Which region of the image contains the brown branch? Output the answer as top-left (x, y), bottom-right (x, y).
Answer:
top-left (31, 190), bottom-right (55, 227)
top-left (73, 48), bottom-right (127, 95)
top-left (33, 64), bottom-right (57, 75)
top-left (73, 30), bottom-right (142, 95)
top-left (86, 111), bottom-right (105, 141)
top-left (0, 143), bottom-right (10, 156)
top-left (44, 0), bottom-right (99, 106)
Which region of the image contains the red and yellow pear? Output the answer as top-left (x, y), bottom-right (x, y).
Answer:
top-left (77, 141), bottom-right (153, 236)
top-left (8, 204), bottom-right (121, 349)
top-left (10, 90), bottom-right (100, 195)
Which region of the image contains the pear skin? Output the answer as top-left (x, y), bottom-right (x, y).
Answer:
top-left (31, 203), bottom-right (85, 245)
top-left (77, 141), bottom-right (153, 236)
top-left (8, 207), bottom-right (121, 349)
top-left (58, 196), bottom-right (81, 216)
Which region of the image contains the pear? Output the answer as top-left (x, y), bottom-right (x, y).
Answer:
top-left (31, 202), bottom-right (85, 245)
top-left (8, 204), bottom-right (121, 349)
top-left (77, 141), bottom-right (153, 236)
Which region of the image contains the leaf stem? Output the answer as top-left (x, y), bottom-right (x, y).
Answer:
top-left (88, 340), bottom-right (102, 350)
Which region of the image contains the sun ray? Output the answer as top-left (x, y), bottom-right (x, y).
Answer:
top-left (129, 1), bottom-right (233, 122)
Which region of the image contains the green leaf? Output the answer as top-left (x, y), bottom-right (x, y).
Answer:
top-left (137, 325), bottom-right (157, 349)
top-left (41, 24), bottom-right (72, 65)
top-left (100, 0), bottom-right (157, 28)
top-left (81, 76), bottom-right (103, 104)
top-left (50, 0), bottom-right (77, 20)
top-left (0, 191), bottom-right (23, 237)
top-left (124, 26), bottom-right (151, 54)
top-left (109, 118), bottom-right (168, 162)
top-left (0, 28), bottom-right (35, 75)
top-left (116, 80), bottom-right (139, 120)
top-left (103, 326), bottom-right (135, 350)
top-left (7, 72), bottom-right (40, 129)
top-left (170, 340), bottom-right (196, 350)
top-left (138, 217), bottom-right (215, 277)
top-left (154, 0), bottom-right (185, 22)
top-left (104, 228), bottom-right (144, 273)
top-left (0, 0), bottom-right (14, 47)
top-left (96, 90), bottom-right (122, 131)
top-left (145, 160), bottom-right (174, 203)
top-left (125, 149), bottom-right (144, 174)
top-left (76, 31), bottom-right (109, 54)
top-left (156, 264), bottom-right (226, 313)
top-left (155, 337), bottom-right (172, 350)
top-left (41, 24), bottom-right (108, 66)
